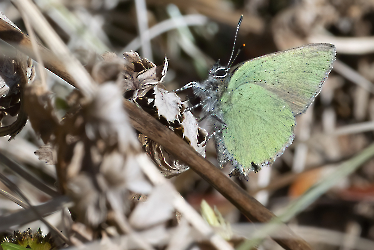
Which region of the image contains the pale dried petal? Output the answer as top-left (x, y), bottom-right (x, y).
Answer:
top-left (182, 109), bottom-right (207, 157)
top-left (124, 155), bottom-right (153, 194)
top-left (68, 173), bottom-right (107, 227)
top-left (34, 144), bottom-right (57, 165)
top-left (129, 183), bottom-right (174, 229)
top-left (136, 224), bottom-right (169, 246)
top-left (166, 219), bottom-right (193, 250)
top-left (154, 85), bottom-right (182, 122)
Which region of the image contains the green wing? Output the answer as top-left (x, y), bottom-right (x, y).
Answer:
top-left (220, 84), bottom-right (296, 172)
top-left (229, 43), bottom-right (336, 115)
top-left (219, 44), bottom-right (335, 174)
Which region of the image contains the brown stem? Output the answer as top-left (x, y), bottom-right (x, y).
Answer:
top-left (0, 19), bottom-right (77, 88)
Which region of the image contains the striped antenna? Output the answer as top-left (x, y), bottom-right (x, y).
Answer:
top-left (226, 15), bottom-right (244, 68)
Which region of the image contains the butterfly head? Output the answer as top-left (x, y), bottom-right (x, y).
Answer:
top-left (209, 15), bottom-right (245, 81)
top-left (209, 63), bottom-right (229, 79)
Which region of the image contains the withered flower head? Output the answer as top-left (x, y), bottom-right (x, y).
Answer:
top-left (122, 51), bottom-right (207, 177)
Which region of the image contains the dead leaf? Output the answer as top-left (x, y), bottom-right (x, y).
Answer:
top-left (34, 144), bottom-right (57, 165)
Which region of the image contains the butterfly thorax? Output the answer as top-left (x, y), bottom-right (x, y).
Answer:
top-left (192, 63), bottom-right (230, 120)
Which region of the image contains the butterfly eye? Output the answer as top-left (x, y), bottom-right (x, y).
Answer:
top-left (213, 67), bottom-right (228, 78)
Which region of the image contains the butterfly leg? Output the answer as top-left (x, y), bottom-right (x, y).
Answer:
top-left (207, 125), bottom-right (225, 141)
top-left (207, 130), bottom-right (219, 141)
top-left (184, 87), bottom-right (214, 112)
top-left (202, 114), bottom-right (226, 141)
top-left (185, 102), bottom-right (203, 112)
top-left (198, 111), bottom-right (224, 123)
top-left (173, 81), bottom-right (198, 92)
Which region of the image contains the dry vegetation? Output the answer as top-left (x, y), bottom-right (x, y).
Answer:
top-left (1, 0), bottom-right (374, 249)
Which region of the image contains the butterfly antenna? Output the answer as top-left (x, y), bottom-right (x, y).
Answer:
top-left (226, 15), bottom-right (243, 68)
top-left (230, 43), bottom-right (245, 68)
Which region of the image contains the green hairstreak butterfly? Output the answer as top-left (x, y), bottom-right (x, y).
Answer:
top-left (178, 16), bottom-right (336, 176)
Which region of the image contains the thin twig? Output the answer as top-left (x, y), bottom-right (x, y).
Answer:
top-left (0, 188), bottom-right (28, 208)
top-left (0, 195), bottom-right (72, 231)
top-left (18, 4), bottom-right (47, 89)
top-left (333, 59), bottom-right (374, 93)
top-left (0, 173), bottom-right (71, 244)
top-left (308, 35), bottom-right (374, 55)
top-left (123, 14), bottom-right (208, 52)
top-left (135, 0), bottom-right (153, 61)
top-left (12, 0), bottom-right (96, 100)
top-left (0, 152), bottom-right (59, 197)
top-left (0, 18), bottom-right (77, 88)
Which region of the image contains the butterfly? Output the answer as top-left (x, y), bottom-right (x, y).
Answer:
top-left (177, 16), bottom-right (336, 176)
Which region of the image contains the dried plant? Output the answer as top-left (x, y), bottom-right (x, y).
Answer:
top-left (2, 1), bottom-right (374, 250)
